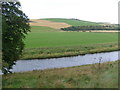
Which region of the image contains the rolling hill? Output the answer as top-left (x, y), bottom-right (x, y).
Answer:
top-left (30, 18), bottom-right (117, 31)
top-left (42, 18), bottom-right (100, 26)
top-left (30, 18), bottom-right (102, 29)
top-left (30, 19), bottom-right (71, 29)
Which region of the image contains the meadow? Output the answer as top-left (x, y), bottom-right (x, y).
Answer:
top-left (25, 28), bottom-right (118, 48)
top-left (21, 26), bottom-right (118, 59)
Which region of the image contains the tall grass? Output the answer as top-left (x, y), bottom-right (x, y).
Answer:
top-left (3, 60), bottom-right (118, 88)
top-left (21, 42), bottom-right (119, 60)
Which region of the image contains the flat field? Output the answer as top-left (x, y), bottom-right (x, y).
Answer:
top-left (21, 26), bottom-right (118, 59)
top-left (25, 26), bottom-right (118, 48)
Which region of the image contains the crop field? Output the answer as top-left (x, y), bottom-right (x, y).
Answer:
top-left (21, 25), bottom-right (119, 59)
top-left (30, 26), bottom-right (59, 32)
top-left (25, 26), bottom-right (118, 48)
top-left (30, 19), bottom-right (71, 29)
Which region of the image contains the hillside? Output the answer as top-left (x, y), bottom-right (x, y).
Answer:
top-left (42, 18), bottom-right (100, 26)
top-left (30, 18), bottom-right (117, 31)
top-left (30, 19), bottom-right (71, 29)
top-left (30, 26), bottom-right (59, 32)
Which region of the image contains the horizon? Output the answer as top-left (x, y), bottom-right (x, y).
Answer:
top-left (20, 0), bottom-right (119, 24)
top-left (29, 18), bottom-right (117, 24)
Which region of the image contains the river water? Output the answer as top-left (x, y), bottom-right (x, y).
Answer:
top-left (10, 51), bottom-right (119, 73)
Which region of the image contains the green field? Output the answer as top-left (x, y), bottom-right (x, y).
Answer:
top-left (42, 18), bottom-right (100, 26)
top-left (3, 61), bottom-right (118, 88)
top-left (20, 26), bottom-right (119, 59)
top-left (25, 26), bottom-right (118, 48)
top-left (30, 26), bottom-right (59, 32)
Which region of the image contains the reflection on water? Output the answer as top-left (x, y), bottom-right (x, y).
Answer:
top-left (11, 51), bottom-right (119, 73)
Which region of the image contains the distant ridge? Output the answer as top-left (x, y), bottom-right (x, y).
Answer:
top-left (30, 18), bottom-right (117, 29)
top-left (42, 18), bottom-right (100, 26)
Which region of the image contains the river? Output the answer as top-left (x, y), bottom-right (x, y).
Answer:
top-left (10, 51), bottom-right (119, 73)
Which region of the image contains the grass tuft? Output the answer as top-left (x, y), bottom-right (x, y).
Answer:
top-left (3, 60), bottom-right (118, 88)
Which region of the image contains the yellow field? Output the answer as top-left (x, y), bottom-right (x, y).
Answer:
top-left (30, 19), bottom-right (71, 29)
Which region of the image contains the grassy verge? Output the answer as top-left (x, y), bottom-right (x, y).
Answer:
top-left (21, 42), bottom-right (119, 60)
top-left (3, 60), bottom-right (118, 88)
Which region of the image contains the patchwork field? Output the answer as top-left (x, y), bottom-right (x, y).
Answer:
top-left (30, 18), bottom-right (102, 29)
top-left (21, 25), bottom-right (119, 59)
top-left (42, 18), bottom-right (101, 26)
top-left (3, 18), bottom-right (119, 88)
top-left (30, 19), bottom-right (71, 29)
top-left (19, 18), bottom-right (119, 60)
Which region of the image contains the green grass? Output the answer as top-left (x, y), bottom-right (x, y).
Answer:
top-left (42, 18), bottom-right (100, 26)
top-left (21, 43), bottom-right (119, 60)
top-left (21, 26), bottom-right (119, 59)
top-left (30, 26), bottom-right (59, 32)
top-left (25, 29), bottom-right (118, 48)
top-left (3, 60), bottom-right (118, 88)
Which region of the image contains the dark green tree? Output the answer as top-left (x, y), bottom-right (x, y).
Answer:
top-left (2, 2), bottom-right (30, 74)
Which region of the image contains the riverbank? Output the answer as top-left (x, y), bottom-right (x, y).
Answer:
top-left (21, 42), bottom-right (119, 60)
top-left (12, 50), bottom-right (118, 73)
top-left (3, 60), bottom-right (118, 88)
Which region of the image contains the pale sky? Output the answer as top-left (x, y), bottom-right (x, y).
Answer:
top-left (19, 0), bottom-right (119, 24)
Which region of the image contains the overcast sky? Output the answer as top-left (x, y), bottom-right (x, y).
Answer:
top-left (20, 0), bottom-right (119, 24)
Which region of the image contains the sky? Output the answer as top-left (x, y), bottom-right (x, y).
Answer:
top-left (19, 0), bottom-right (119, 24)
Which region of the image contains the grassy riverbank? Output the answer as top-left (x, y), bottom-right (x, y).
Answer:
top-left (21, 42), bottom-right (119, 60)
top-left (3, 60), bottom-right (118, 88)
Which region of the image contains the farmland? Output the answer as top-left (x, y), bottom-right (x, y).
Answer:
top-left (42, 18), bottom-right (100, 26)
top-left (21, 23), bottom-right (119, 59)
top-left (25, 27), bottom-right (118, 48)
top-left (21, 18), bottom-right (119, 60)
top-left (30, 26), bottom-right (60, 32)
top-left (30, 19), bottom-right (71, 29)
top-left (3, 18), bottom-right (119, 88)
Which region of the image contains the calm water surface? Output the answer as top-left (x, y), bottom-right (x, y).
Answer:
top-left (11, 51), bottom-right (119, 73)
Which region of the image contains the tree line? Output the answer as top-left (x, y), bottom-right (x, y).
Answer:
top-left (61, 25), bottom-right (119, 31)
